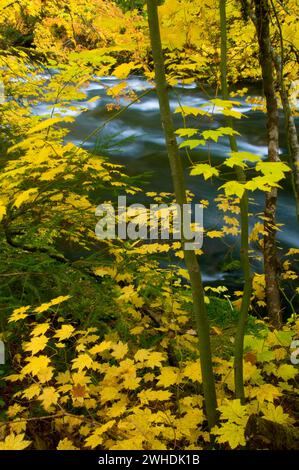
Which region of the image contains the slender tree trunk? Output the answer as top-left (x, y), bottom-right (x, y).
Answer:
top-left (219, 0), bottom-right (252, 404)
top-left (146, 0), bottom-right (218, 429)
top-left (254, 0), bottom-right (282, 328)
top-left (272, 51), bottom-right (299, 221)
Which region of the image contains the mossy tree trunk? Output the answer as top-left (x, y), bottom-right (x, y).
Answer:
top-left (146, 0), bottom-right (218, 429)
top-left (272, 51), bottom-right (299, 222)
top-left (254, 0), bottom-right (282, 328)
top-left (219, 0), bottom-right (252, 404)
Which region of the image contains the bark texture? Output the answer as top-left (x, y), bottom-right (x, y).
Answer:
top-left (146, 0), bottom-right (218, 429)
top-left (219, 0), bottom-right (252, 404)
top-left (254, 0), bottom-right (282, 328)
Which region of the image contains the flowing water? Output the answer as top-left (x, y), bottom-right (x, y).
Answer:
top-left (33, 75), bottom-right (299, 283)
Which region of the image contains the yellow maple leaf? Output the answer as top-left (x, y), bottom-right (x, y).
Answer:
top-left (213, 422), bottom-right (246, 449)
top-left (144, 351), bottom-right (165, 369)
top-left (90, 340), bottom-right (112, 355)
top-left (54, 325), bottom-right (75, 341)
top-left (72, 353), bottom-right (94, 371)
top-left (57, 438), bottom-right (78, 450)
top-left (261, 403), bottom-right (294, 425)
top-left (111, 342), bottom-right (128, 360)
top-left (134, 349), bottom-right (150, 363)
top-left (0, 203), bottom-right (6, 222)
top-left (22, 355), bottom-right (50, 375)
top-left (276, 364), bottom-right (298, 381)
top-left (250, 384), bottom-right (281, 403)
top-left (100, 386), bottom-right (121, 404)
top-left (31, 323), bottom-right (50, 337)
top-left (113, 62), bottom-right (136, 79)
top-left (206, 230), bottom-right (223, 238)
top-left (182, 361), bottom-right (202, 382)
top-left (156, 367), bottom-right (180, 387)
top-left (218, 399), bottom-right (248, 426)
top-left (24, 335), bottom-right (48, 355)
top-left (0, 433), bottom-right (31, 450)
top-left (85, 421), bottom-right (116, 449)
top-left (9, 305), bottom-right (31, 323)
top-left (39, 386), bottom-right (59, 410)
top-left (13, 188), bottom-right (38, 209)
top-left (138, 389), bottom-right (172, 404)
top-left (49, 295), bottom-right (71, 306)
top-left (22, 384), bottom-right (41, 400)
top-left (34, 302), bottom-right (53, 313)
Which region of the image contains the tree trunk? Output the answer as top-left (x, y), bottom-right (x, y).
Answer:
top-left (272, 51), bottom-right (299, 221)
top-left (254, 0), bottom-right (282, 328)
top-left (219, 0), bottom-right (252, 404)
top-left (245, 414), bottom-right (299, 449)
top-left (146, 0), bottom-right (218, 429)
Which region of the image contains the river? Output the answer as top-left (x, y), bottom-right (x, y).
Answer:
top-left (33, 75), bottom-right (299, 283)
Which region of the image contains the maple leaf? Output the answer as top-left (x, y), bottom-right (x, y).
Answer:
top-left (9, 305), bottom-right (31, 323)
top-left (24, 335), bottom-right (48, 355)
top-left (138, 389), bottom-right (172, 404)
top-left (100, 386), bottom-right (121, 404)
top-left (175, 128), bottom-right (198, 138)
top-left (220, 181), bottom-right (245, 198)
top-left (90, 340), bottom-right (112, 355)
top-left (54, 325), bottom-right (75, 341)
top-left (256, 161), bottom-right (291, 182)
top-left (156, 367), bottom-right (179, 387)
top-left (250, 384), bottom-right (281, 403)
top-left (134, 349), bottom-right (150, 363)
top-left (218, 399), bottom-right (248, 426)
top-left (111, 342), bottom-right (128, 360)
top-left (72, 353), bottom-right (94, 371)
top-left (122, 375), bottom-right (141, 390)
top-left (206, 230), bottom-right (223, 238)
top-left (27, 117), bottom-right (74, 135)
top-left (179, 139), bottom-right (205, 150)
top-left (182, 361), bottom-right (202, 382)
top-left (145, 351), bottom-right (165, 369)
top-left (175, 106), bottom-right (210, 117)
top-left (190, 164), bottom-right (219, 180)
top-left (113, 62), bottom-right (136, 79)
top-left (276, 364), bottom-right (298, 381)
top-left (85, 420), bottom-right (116, 449)
top-left (22, 355), bottom-right (50, 375)
top-left (31, 323), bottom-right (50, 337)
top-left (213, 422), bottom-right (246, 449)
top-left (261, 403), bottom-right (294, 425)
top-left (0, 203), bottom-right (6, 222)
top-left (7, 404), bottom-right (25, 418)
top-left (34, 302), bottom-right (53, 313)
top-left (22, 384), bottom-right (41, 400)
top-left (57, 438), bottom-right (78, 450)
top-left (72, 384), bottom-right (87, 399)
top-left (202, 127), bottom-right (239, 142)
top-left (13, 188), bottom-right (38, 209)
top-left (39, 386), bottom-right (59, 410)
top-left (0, 433), bottom-right (31, 450)
top-left (49, 295), bottom-right (71, 306)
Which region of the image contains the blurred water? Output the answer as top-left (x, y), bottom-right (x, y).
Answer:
top-left (32, 76), bottom-right (299, 282)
